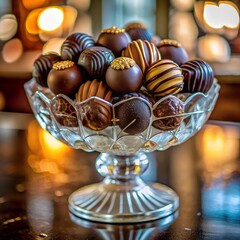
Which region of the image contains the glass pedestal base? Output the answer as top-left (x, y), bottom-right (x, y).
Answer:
top-left (69, 177), bottom-right (179, 223)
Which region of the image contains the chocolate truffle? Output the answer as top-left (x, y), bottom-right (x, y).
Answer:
top-left (181, 59), bottom-right (214, 93)
top-left (157, 39), bottom-right (189, 66)
top-left (105, 57), bottom-right (143, 93)
top-left (122, 39), bottom-right (161, 74)
top-left (61, 33), bottom-right (95, 63)
top-left (125, 22), bottom-right (153, 42)
top-left (96, 26), bottom-right (131, 57)
top-left (144, 59), bottom-right (184, 97)
top-left (152, 97), bottom-right (183, 131)
top-left (78, 46), bottom-right (115, 80)
top-left (33, 52), bottom-right (61, 87)
top-left (51, 96), bottom-right (78, 127)
top-left (47, 60), bottom-right (83, 98)
top-left (113, 93), bottom-right (151, 134)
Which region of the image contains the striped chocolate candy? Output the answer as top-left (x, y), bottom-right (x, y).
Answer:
top-left (122, 39), bottom-right (161, 74)
top-left (61, 33), bottom-right (95, 63)
top-left (181, 59), bottom-right (214, 93)
top-left (144, 59), bottom-right (184, 97)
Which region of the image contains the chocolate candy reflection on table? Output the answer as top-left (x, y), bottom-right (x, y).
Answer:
top-left (78, 46), bottom-right (115, 80)
top-left (144, 59), bottom-right (184, 97)
top-left (47, 60), bottom-right (84, 98)
top-left (152, 96), bottom-right (183, 131)
top-left (61, 33), bottom-right (95, 63)
top-left (122, 39), bottom-right (161, 74)
top-left (181, 59), bottom-right (214, 93)
top-left (124, 22), bottom-right (153, 42)
top-left (157, 39), bottom-right (189, 66)
top-left (113, 93), bottom-right (151, 135)
top-left (33, 52), bottom-right (61, 87)
top-left (96, 26), bottom-right (131, 57)
top-left (75, 80), bottom-right (112, 131)
top-left (105, 57), bottom-right (143, 93)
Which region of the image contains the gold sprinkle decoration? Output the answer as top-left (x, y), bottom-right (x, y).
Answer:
top-left (110, 57), bottom-right (135, 70)
top-left (52, 60), bottom-right (74, 70)
top-left (157, 39), bottom-right (181, 47)
top-left (3, 216), bottom-right (27, 225)
top-left (125, 22), bottom-right (147, 30)
top-left (101, 26), bottom-right (125, 34)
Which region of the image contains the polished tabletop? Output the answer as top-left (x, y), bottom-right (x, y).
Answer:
top-left (0, 112), bottom-right (240, 240)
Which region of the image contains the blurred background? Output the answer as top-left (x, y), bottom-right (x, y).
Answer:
top-left (0, 0), bottom-right (239, 120)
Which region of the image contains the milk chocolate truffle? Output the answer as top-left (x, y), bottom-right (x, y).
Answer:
top-left (96, 26), bottom-right (131, 57)
top-left (61, 33), bottom-right (95, 63)
top-left (152, 97), bottom-right (183, 131)
top-left (33, 52), bottom-right (61, 87)
top-left (145, 59), bottom-right (184, 97)
top-left (125, 22), bottom-right (153, 42)
top-left (157, 39), bottom-right (189, 66)
top-left (105, 57), bottom-right (143, 93)
top-left (181, 59), bottom-right (214, 93)
top-left (113, 93), bottom-right (151, 134)
top-left (78, 46), bottom-right (115, 80)
top-left (47, 60), bottom-right (83, 98)
top-left (122, 39), bottom-right (161, 74)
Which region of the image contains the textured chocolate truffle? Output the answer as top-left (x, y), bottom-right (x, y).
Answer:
top-left (122, 39), bottom-right (161, 74)
top-left (181, 59), bottom-right (214, 93)
top-left (96, 26), bottom-right (131, 57)
top-left (47, 60), bottom-right (83, 98)
top-left (105, 57), bottom-right (143, 93)
top-left (152, 97), bottom-right (183, 131)
top-left (78, 46), bottom-right (115, 80)
top-left (113, 93), bottom-right (151, 134)
top-left (145, 59), bottom-right (184, 97)
top-left (125, 22), bottom-right (153, 42)
top-left (61, 33), bottom-right (95, 63)
top-left (33, 52), bottom-right (61, 87)
top-left (157, 39), bottom-right (189, 66)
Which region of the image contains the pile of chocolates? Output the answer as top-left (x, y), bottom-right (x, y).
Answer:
top-left (33, 22), bottom-right (214, 134)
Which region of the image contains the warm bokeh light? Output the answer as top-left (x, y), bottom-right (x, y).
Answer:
top-left (26, 8), bottom-right (42, 35)
top-left (0, 14), bottom-right (18, 41)
top-left (2, 38), bottom-right (23, 63)
top-left (22, 0), bottom-right (49, 10)
top-left (170, 0), bottom-right (195, 11)
top-left (67, 0), bottom-right (91, 11)
top-left (203, 1), bottom-right (239, 29)
top-left (42, 37), bottom-right (65, 55)
top-left (198, 34), bottom-right (230, 62)
top-left (38, 7), bottom-right (64, 31)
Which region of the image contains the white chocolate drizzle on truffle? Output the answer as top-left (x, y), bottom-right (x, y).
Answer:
top-left (158, 39), bottom-right (181, 47)
top-left (101, 26), bottom-right (125, 34)
top-left (52, 60), bottom-right (75, 70)
top-left (110, 57), bottom-right (135, 70)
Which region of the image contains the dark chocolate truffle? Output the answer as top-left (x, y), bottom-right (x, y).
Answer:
top-left (145, 59), bottom-right (184, 97)
top-left (181, 59), bottom-right (214, 93)
top-left (122, 39), bottom-right (161, 74)
top-left (105, 57), bottom-right (143, 93)
top-left (96, 26), bottom-right (131, 57)
top-left (113, 93), bottom-right (151, 134)
top-left (61, 33), bottom-right (95, 63)
top-left (78, 46), bottom-right (115, 80)
top-left (33, 52), bottom-right (61, 87)
top-left (125, 22), bottom-right (153, 42)
top-left (47, 60), bottom-right (84, 98)
top-left (157, 39), bottom-right (189, 66)
top-left (152, 97), bottom-right (183, 131)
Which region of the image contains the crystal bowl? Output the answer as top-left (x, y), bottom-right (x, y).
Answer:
top-left (24, 78), bottom-right (220, 223)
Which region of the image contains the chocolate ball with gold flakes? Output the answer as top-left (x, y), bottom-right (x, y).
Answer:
top-left (47, 60), bottom-right (84, 98)
top-left (157, 39), bottom-right (189, 66)
top-left (105, 57), bottom-right (143, 93)
top-left (144, 59), bottom-right (184, 97)
top-left (96, 26), bottom-right (131, 57)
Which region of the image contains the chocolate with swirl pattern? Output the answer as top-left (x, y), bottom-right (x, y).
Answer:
top-left (78, 46), bottom-right (115, 80)
top-left (181, 59), bottom-right (214, 93)
top-left (121, 39), bottom-right (161, 74)
top-left (61, 33), bottom-right (95, 63)
top-left (144, 59), bottom-right (184, 97)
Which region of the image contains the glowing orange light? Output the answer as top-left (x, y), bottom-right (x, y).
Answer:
top-left (38, 7), bottom-right (64, 31)
top-left (22, 0), bottom-right (49, 10)
top-left (26, 8), bottom-right (42, 35)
